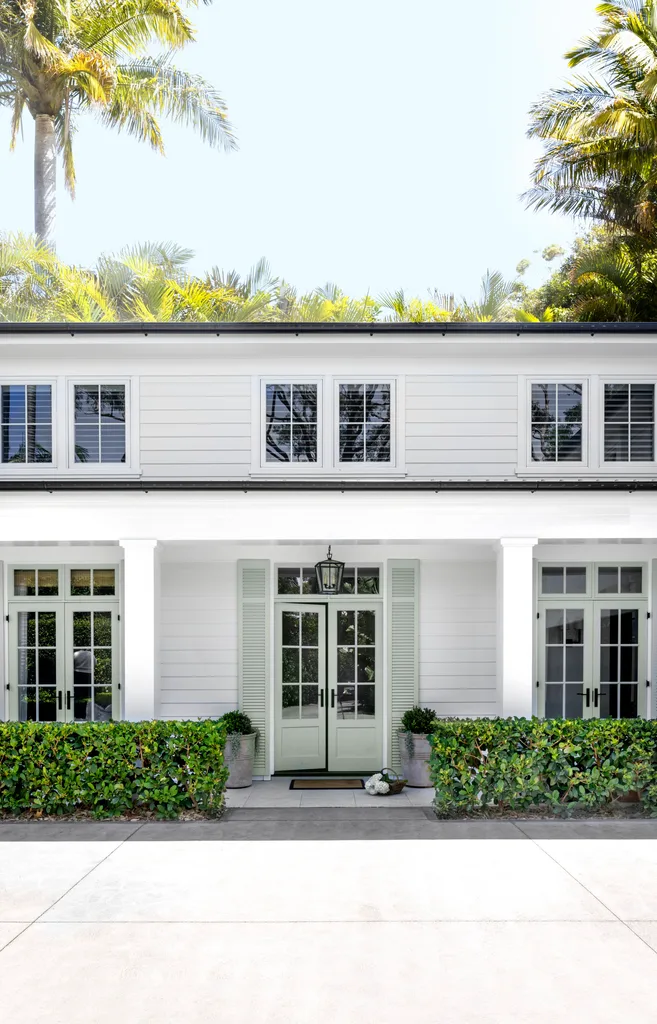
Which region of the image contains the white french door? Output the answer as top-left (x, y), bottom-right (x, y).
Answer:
top-left (538, 602), bottom-right (593, 719)
top-left (274, 601), bottom-right (383, 772)
top-left (8, 603), bottom-right (120, 722)
top-left (593, 601), bottom-right (646, 719)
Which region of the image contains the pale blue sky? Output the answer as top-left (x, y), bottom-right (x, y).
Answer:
top-left (1, 0), bottom-right (598, 298)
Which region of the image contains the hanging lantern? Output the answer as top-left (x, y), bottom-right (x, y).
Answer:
top-left (314, 545), bottom-right (345, 595)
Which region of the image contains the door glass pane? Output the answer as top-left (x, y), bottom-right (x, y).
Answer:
top-left (71, 569), bottom-right (91, 596)
top-left (282, 611), bottom-right (299, 646)
top-left (598, 606), bottom-right (640, 719)
top-left (14, 570), bottom-right (36, 596)
top-left (337, 647), bottom-right (355, 682)
top-left (545, 609), bottom-right (563, 644)
top-left (544, 607), bottom-right (585, 718)
top-left (301, 685), bottom-right (319, 719)
top-left (620, 685), bottom-right (638, 719)
top-left (598, 568), bottom-right (619, 594)
top-left (336, 609), bottom-right (376, 719)
top-left (356, 684), bottom-right (376, 718)
top-left (565, 685), bottom-right (584, 718)
top-left (337, 610), bottom-right (355, 645)
top-left (282, 648), bottom-right (299, 683)
top-left (565, 647), bottom-right (583, 682)
top-left (336, 684), bottom-right (355, 719)
top-left (17, 610), bottom-right (57, 722)
top-left (72, 610), bottom-right (113, 722)
top-left (546, 647), bottom-right (563, 682)
top-left (282, 685), bottom-right (299, 719)
top-left (301, 648), bottom-right (318, 683)
top-left (301, 612), bottom-right (318, 646)
top-left (545, 684), bottom-right (563, 718)
top-left (357, 648), bottom-right (375, 682)
top-left (357, 610), bottom-right (375, 645)
top-left (281, 609), bottom-right (319, 721)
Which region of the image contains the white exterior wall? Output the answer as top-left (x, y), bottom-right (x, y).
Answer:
top-left (158, 560), bottom-right (238, 719)
top-left (419, 560), bottom-right (497, 717)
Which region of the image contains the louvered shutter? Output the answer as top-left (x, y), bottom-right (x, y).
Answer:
top-left (388, 560), bottom-right (419, 769)
top-left (238, 560), bottom-right (270, 775)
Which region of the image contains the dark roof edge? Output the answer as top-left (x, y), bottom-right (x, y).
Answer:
top-left (0, 479), bottom-right (655, 492)
top-left (0, 321), bottom-right (656, 335)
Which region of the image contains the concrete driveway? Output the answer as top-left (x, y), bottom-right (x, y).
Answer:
top-left (1, 810), bottom-right (657, 1023)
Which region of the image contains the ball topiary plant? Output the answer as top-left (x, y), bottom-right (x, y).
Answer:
top-left (220, 710), bottom-right (254, 735)
top-left (400, 706), bottom-right (437, 735)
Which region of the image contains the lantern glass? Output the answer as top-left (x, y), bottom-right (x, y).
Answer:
top-left (314, 547), bottom-right (345, 595)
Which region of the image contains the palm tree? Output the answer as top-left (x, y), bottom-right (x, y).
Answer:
top-left (0, 0), bottom-right (236, 246)
top-left (454, 270), bottom-right (516, 322)
top-left (569, 239), bottom-right (657, 320)
top-left (526, 1), bottom-right (657, 236)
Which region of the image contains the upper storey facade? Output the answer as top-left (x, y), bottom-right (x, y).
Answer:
top-left (2, 326), bottom-right (657, 486)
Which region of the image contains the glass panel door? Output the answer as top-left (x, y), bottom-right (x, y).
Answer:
top-left (538, 603), bottom-right (593, 719)
top-left (593, 602), bottom-right (646, 719)
top-left (66, 606), bottom-right (118, 722)
top-left (274, 604), bottom-right (326, 771)
top-left (327, 603), bottom-right (383, 772)
top-left (9, 605), bottom-right (65, 722)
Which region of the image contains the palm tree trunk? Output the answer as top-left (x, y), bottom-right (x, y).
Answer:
top-left (34, 114), bottom-right (56, 246)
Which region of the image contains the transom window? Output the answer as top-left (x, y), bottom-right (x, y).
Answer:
top-left (531, 383), bottom-right (583, 462)
top-left (74, 384), bottom-right (126, 464)
top-left (277, 566), bottom-right (380, 595)
top-left (70, 569), bottom-right (116, 596)
top-left (265, 384), bottom-right (318, 463)
top-left (604, 384), bottom-right (654, 462)
top-left (1, 385), bottom-right (52, 464)
top-left (597, 566), bottom-right (643, 595)
top-left (14, 569), bottom-right (59, 597)
top-left (541, 566), bottom-right (587, 595)
top-left (338, 383), bottom-right (391, 463)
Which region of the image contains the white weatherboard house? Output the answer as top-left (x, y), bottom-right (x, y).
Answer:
top-left (1, 323), bottom-right (656, 778)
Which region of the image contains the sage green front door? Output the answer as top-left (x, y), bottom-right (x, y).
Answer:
top-left (275, 604), bottom-right (327, 771)
top-left (274, 601), bottom-right (383, 772)
top-left (328, 603), bottom-right (383, 773)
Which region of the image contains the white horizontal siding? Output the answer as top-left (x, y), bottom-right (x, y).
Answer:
top-left (405, 375), bottom-right (518, 477)
top-left (419, 561), bottom-right (497, 717)
top-left (140, 377), bottom-right (251, 477)
top-left (158, 561), bottom-right (238, 719)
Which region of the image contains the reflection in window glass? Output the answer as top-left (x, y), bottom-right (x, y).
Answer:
top-left (265, 384), bottom-right (317, 463)
top-left (74, 385), bottom-right (126, 464)
top-left (541, 567), bottom-right (586, 595)
top-left (339, 384), bottom-right (391, 463)
top-left (14, 568), bottom-right (58, 597)
top-left (72, 610), bottom-right (113, 721)
top-left (531, 383), bottom-right (582, 462)
top-left (17, 610), bottom-right (58, 722)
top-left (335, 609), bottom-right (375, 721)
top-left (1, 385), bottom-right (52, 464)
top-left (597, 566), bottom-right (642, 595)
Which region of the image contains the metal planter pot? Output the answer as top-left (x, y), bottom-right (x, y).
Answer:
top-left (397, 731), bottom-right (432, 788)
top-left (225, 732), bottom-right (256, 789)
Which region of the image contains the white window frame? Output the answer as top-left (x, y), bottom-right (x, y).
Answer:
top-left (273, 563), bottom-right (383, 600)
top-left (0, 378), bottom-right (59, 472)
top-left (597, 377), bottom-right (657, 473)
top-left (66, 377), bottom-right (139, 474)
top-left (518, 376), bottom-right (588, 473)
top-left (332, 377), bottom-right (404, 474)
top-left (254, 377), bottom-right (324, 473)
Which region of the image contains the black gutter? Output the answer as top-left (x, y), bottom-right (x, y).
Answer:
top-left (0, 479), bottom-right (656, 492)
top-left (0, 321), bottom-right (656, 335)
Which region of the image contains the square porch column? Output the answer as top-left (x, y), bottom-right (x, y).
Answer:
top-left (120, 538), bottom-right (159, 721)
top-left (497, 538), bottom-right (538, 718)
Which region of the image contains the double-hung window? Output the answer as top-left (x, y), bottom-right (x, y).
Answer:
top-left (603, 383), bottom-right (655, 463)
top-left (530, 382), bottom-right (583, 463)
top-left (73, 384), bottom-right (126, 464)
top-left (337, 383), bottom-right (392, 464)
top-left (264, 383), bottom-right (319, 463)
top-left (1, 384), bottom-right (53, 464)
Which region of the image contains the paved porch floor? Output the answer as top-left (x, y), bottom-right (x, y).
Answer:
top-left (2, 812), bottom-right (657, 1022)
top-left (225, 776), bottom-right (436, 808)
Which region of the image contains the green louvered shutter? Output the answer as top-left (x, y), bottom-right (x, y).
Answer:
top-left (388, 560), bottom-right (419, 770)
top-left (238, 560), bottom-right (270, 776)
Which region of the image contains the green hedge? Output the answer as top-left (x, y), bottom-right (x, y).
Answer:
top-left (0, 720), bottom-right (228, 819)
top-left (430, 718), bottom-right (657, 817)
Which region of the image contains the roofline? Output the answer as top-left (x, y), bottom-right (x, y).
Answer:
top-left (0, 321), bottom-right (656, 336)
top-left (0, 479), bottom-right (655, 492)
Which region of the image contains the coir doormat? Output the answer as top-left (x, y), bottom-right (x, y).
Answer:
top-left (289, 778), bottom-right (365, 790)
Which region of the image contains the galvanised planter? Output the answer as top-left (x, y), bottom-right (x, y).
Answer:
top-left (397, 730), bottom-right (432, 788)
top-left (225, 732), bottom-right (256, 789)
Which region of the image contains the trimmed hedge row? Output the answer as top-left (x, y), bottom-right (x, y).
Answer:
top-left (0, 720), bottom-right (228, 819)
top-left (429, 718), bottom-right (657, 817)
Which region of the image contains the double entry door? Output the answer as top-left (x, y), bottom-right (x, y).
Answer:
top-left (538, 600), bottom-right (647, 719)
top-left (8, 603), bottom-right (119, 722)
top-left (274, 602), bottom-right (383, 772)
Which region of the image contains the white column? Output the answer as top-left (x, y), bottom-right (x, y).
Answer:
top-left (120, 539), bottom-right (158, 721)
top-left (497, 538), bottom-right (538, 718)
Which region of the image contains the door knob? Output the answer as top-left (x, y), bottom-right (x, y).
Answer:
top-left (576, 688), bottom-right (591, 707)
top-left (66, 692), bottom-right (71, 711)
top-left (57, 690), bottom-right (62, 710)
top-left (320, 689), bottom-right (324, 708)
top-left (331, 689), bottom-right (336, 708)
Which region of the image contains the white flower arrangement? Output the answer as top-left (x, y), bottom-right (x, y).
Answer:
top-left (365, 771), bottom-right (392, 795)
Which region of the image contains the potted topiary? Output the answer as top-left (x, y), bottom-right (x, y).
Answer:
top-left (397, 706), bottom-right (437, 787)
top-left (220, 710), bottom-right (257, 789)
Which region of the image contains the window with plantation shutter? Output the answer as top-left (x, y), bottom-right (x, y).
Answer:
top-left (604, 384), bottom-right (655, 462)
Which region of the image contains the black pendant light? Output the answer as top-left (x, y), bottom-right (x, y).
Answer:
top-left (314, 545), bottom-right (345, 595)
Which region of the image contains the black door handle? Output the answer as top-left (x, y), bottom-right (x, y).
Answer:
top-left (593, 688), bottom-right (607, 708)
top-left (331, 689), bottom-right (335, 708)
top-left (66, 691), bottom-right (71, 711)
top-left (57, 690), bottom-right (62, 710)
top-left (576, 688), bottom-right (591, 707)
top-left (320, 689), bottom-right (324, 708)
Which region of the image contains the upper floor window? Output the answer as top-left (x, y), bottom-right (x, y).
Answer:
top-left (265, 383), bottom-right (318, 463)
top-left (604, 384), bottom-right (654, 462)
top-left (1, 385), bottom-right (52, 464)
top-left (531, 383), bottom-right (583, 463)
top-left (338, 383), bottom-right (391, 463)
top-left (74, 385), bottom-right (126, 464)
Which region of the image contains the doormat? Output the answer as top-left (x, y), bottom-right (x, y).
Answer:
top-left (289, 778), bottom-right (365, 790)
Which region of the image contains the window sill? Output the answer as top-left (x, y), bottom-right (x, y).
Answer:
top-left (250, 470), bottom-right (407, 479)
top-left (516, 467), bottom-right (657, 478)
